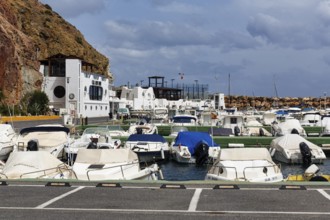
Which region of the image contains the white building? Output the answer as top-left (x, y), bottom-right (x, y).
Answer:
top-left (40, 54), bottom-right (113, 120)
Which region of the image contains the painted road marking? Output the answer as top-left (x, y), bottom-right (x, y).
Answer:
top-left (317, 189), bottom-right (330, 201)
top-left (0, 207), bottom-right (330, 216)
top-left (188, 188), bottom-right (202, 211)
top-left (35, 186), bottom-right (85, 209)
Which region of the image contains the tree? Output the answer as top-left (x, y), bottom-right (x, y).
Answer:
top-left (21, 91), bottom-right (49, 115)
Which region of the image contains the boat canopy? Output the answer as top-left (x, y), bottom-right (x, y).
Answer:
top-left (217, 148), bottom-right (273, 162)
top-left (172, 116), bottom-right (197, 123)
top-left (173, 131), bottom-right (219, 155)
top-left (127, 134), bottom-right (166, 143)
top-left (270, 134), bottom-right (320, 150)
top-left (75, 149), bottom-right (138, 164)
top-left (1, 151), bottom-right (66, 179)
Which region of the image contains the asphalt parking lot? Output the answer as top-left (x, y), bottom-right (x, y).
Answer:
top-left (0, 181), bottom-right (329, 220)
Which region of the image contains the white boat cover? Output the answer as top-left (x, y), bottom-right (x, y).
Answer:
top-left (17, 130), bottom-right (69, 148)
top-left (75, 148), bottom-right (138, 164)
top-left (217, 148), bottom-right (273, 162)
top-left (0, 124), bottom-right (16, 143)
top-left (1, 151), bottom-right (66, 179)
top-left (275, 119), bottom-right (305, 134)
top-left (270, 134), bottom-right (321, 150)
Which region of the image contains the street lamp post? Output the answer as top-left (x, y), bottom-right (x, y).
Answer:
top-left (194, 80), bottom-right (198, 99)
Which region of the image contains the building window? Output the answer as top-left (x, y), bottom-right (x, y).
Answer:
top-left (89, 85), bottom-right (103, 100)
top-left (54, 86), bottom-right (65, 98)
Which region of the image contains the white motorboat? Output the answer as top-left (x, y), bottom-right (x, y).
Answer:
top-left (72, 148), bottom-right (162, 181)
top-left (218, 115), bottom-right (249, 136)
top-left (124, 134), bottom-right (170, 163)
top-left (205, 148), bottom-right (283, 183)
top-left (0, 151), bottom-right (73, 179)
top-left (170, 131), bottom-right (220, 165)
top-left (261, 111), bottom-right (277, 126)
top-left (271, 118), bottom-right (306, 137)
top-left (127, 119), bottom-right (158, 135)
top-left (245, 116), bottom-right (272, 136)
top-left (14, 124), bottom-right (73, 160)
top-left (0, 124), bottom-right (18, 161)
top-left (169, 126), bottom-right (188, 137)
top-left (65, 126), bottom-right (121, 163)
top-left (269, 134), bottom-right (326, 164)
top-left (101, 125), bottom-right (130, 137)
top-left (300, 112), bottom-right (321, 127)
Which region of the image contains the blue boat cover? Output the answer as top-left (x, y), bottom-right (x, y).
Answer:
top-left (127, 134), bottom-right (166, 143)
top-left (173, 131), bottom-right (219, 155)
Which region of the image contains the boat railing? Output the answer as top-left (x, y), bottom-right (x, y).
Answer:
top-left (19, 163), bottom-right (76, 179)
top-left (0, 172), bottom-right (8, 179)
top-left (209, 165), bottom-right (239, 180)
top-left (210, 163), bottom-right (281, 180)
top-left (243, 164), bottom-right (282, 179)
top-left (86, 161), bottom-right (140, 181)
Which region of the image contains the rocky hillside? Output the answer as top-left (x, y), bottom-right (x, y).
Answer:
top-left (0, 0), bottom-right (109, 104)
top-left (225, 95), bottom-right (327, 110)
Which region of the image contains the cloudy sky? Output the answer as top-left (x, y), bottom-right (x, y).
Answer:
top-left (40, 0), bottom-right (330, 98)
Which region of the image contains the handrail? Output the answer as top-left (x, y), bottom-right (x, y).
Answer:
top-left (86, 161), bottom-right (140, 181)
top-left (210, 165), bottom-right (238, 180)
top-left (211, 163), bottom-right (281, 181)
top-left (19, 163), bottom-right (73, 179)
top-left (0, 173), bottom-right (8, 179)
top-left (243, 164), bottom-right (281, 179)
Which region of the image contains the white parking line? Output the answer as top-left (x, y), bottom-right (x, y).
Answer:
top-left (35, 186), bottom-right (85, 209)
top-left (317, 189), bottom-right (330, 201)
top-left (188, 188), bottom-right (202, 211)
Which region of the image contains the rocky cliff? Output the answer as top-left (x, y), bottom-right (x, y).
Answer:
top-left (225, 96), bottom-right (327, 110)
top-left (0, 0), bottom-right (109, 104)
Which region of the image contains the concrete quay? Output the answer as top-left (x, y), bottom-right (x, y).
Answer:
top-left (0, 180), bottom-right (329, 220)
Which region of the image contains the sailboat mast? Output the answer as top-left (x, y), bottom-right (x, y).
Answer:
top-left (228, 73), bottom-right (231, 104)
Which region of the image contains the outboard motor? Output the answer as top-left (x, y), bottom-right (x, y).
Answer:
top-left (234, 126), bottom-right (240, 136)
top-left (27, 139), bottom-right (39, 151)
top-left (299, 142), bottom-right (312, 167)
top-left (291, 128), bottom-right (299, 135)
top-left (194, 141), bottom-right (209, 166)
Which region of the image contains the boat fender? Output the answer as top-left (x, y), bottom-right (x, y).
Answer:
top-left (234, 126), bottom-right (240, 136)
top-left (299, 142), bottom-right (312, 167)
top-left (161, 147), bottom-right (165, 159)
top-left (309, 175), bottom-right (328, 182)
top-left (259, 128), bottom-right (265, 137)
top-left (291, 128), bottom-right (299, 135)
top-left (269, 148), bottom-right (276, 157)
